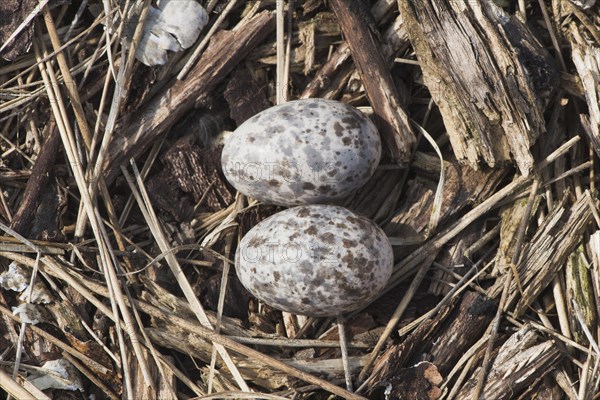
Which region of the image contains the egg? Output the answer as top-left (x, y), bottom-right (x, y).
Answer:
top-left (221, 99), bottom-right (382, 206)
top-left (235, 205), bottom-right (394, 317)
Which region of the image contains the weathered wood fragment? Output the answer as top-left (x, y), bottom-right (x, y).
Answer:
top-left (429, 292), bottom-right (495, 374)
top-left (398, 0), bottom-right (558, 174)
top-left (457, 326), bottom-right (562, 399)
top-left (366, 296), bottom-right (456, 391)
top-left (489, 193), bottom-right (592, 315)
top-left (132, 353), bottom-right (176, 400)
top-left (493, 188), bottom-right (541, 276)
top-left (301, 0), bottom-right (408, 99)
top-left (329, 0), bottom-right (415, 163)
top-left (565, 245), bottom-right (597, 345)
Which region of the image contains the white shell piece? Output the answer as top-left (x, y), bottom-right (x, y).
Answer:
top-left (18, 283), bottom-right (53, 304)
top-left (135, 0), bottom-right (208, 66)
top-left (12, 303), bottom-right (48, 325)
top-left (0, 262), bottom-right (29, 292)
top-left (28, 359), bottom-right (84, 392)
top-left (0, 262), bottom-right (53, 303)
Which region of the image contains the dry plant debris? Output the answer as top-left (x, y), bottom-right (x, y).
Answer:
top-left (0, 0), bottom-right (599, 399)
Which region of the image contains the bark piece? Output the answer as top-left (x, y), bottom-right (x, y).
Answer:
top-left (223, 68), bottom-right (270, 125)
top-left (373, 361), bottom-right (442, 400)
top-left (27, 182), bottom-right (67, 242)
top-left (457, 326), bottom-right (562, 399)
top-left (104, 11), bottom-right (276, 182)
top-left (428, 292), bottom-right (495, 374)
top-left (329, 0), bottom-right (415, 163)
top-left (366, 295), bottom-right (457, 391)
top-left (398, 0), bottom-right (558, 174)
top-left (11, 121), bottom-right (61, 235)
top-left (146, 169), bottom-right (194, 221)
top-left (0, 0), bottom-right (37, 61)
top-left (489, 193), bottom-right (592, 315)
top-left (163, 142), bottom-right (234, 211)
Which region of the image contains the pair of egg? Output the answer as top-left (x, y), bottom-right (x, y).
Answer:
top-left (222, 99), bottom-right (394, 317)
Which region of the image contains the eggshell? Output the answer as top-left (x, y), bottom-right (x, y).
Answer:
top-left (235, 205), bottom-right (393, 317)
top-left (221, 99), bottom-right (381, 206)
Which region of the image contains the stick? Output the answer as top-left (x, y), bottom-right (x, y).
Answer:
top-left (329, 0), bottom-right (415, 163)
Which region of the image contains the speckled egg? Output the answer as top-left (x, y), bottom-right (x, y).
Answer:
top-left (235, 205), bottom-right (393, 317)
top-left (221, 99), bottom-right (381, 206)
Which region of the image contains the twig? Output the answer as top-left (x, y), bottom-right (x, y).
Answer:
top-left (276, 0), bottom-right (285, 104)
top-left (207, 230), bottom-right (236, 393)
top-left (329, 0), bottom-right (415, 162)
top-left (33, 29), bottom-right (147, 396)
top-left (472, 272), bottom-right (511, 400)
top-left (338, 314), bottom-right (353, 392)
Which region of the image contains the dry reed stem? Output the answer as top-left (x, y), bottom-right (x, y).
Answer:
top-left (33, 27), bottom-right (149, 395)
top-left (121, 162), bottom-right (251, 391)
top-left (0, 247), bottom-right (365, 399)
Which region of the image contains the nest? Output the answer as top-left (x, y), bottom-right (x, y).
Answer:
top-left (0, 0), bottom-right (599, 399)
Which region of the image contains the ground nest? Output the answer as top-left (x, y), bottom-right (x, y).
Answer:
top-left (1, 0), bottom-right (600, 399)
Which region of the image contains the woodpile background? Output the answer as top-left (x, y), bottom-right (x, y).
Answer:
top-left (0, 0), bottom-right (599, 399)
